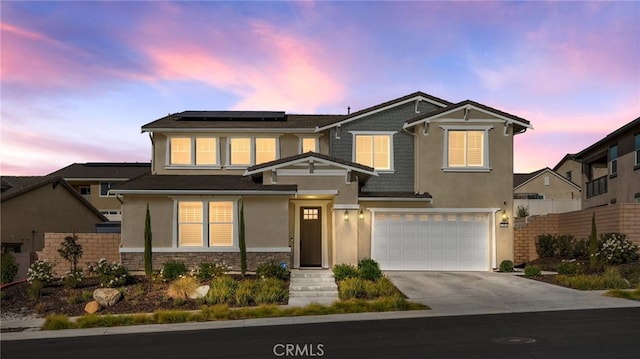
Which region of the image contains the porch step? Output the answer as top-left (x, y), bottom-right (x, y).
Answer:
top-left (288, 270), bottom-right (339, 306)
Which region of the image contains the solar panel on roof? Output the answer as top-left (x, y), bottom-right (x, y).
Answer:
top-left (177, 111), bottom-right (286, 121)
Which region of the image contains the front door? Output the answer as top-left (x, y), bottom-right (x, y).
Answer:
top-left (300, 207), bottom-right (322, 267)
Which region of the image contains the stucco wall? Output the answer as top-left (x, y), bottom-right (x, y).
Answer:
top-left (513, 204), bottom-right (640, 264)
top-left (36, 233), bottom-right (121, 276)
top-left (515, 172), bottom-right (581, 200)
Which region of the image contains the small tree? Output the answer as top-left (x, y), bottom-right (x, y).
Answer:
top-left (239, 202), bottom-right (247, 276)
top-left (58, 233), bottom-right (82, 273)
top-left (589, 213), bottom-right (598, 268)
top-left (144, 203), bottom-right (153, 290)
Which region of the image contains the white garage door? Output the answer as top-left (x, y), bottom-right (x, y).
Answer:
top-left (372, 212), bottom-right (490, 271)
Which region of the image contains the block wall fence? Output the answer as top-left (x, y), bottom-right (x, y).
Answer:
top-left (37, 233), bottom-right (121, 276)
top-left (514, 204), bottom-right (640, 265)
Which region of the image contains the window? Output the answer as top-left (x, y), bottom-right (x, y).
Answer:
top-left (177, 200), bottom-right (236, 248)
top-left (229, 137), bottom-right (278, 167)
top-left (169, 137), bottom-right (218, 166)
top-left (99, 182), bottom-right (119, 197)
top-left (610, 145), bottom-right (618, 176)
top-left (352, 132), bottom-right (394, 171)
top-left (441, 126), bottom-right (492, 171)
top-left (301, 137), bottom-right (318, 153)
top-left (565, 171), bottom-right (572, 182)
top-left (635, 134), bottom-right (640, 167)
top-left (79, 186), bottom-right (91, 201)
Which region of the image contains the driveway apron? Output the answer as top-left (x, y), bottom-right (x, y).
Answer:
top-left (386, 271), bottom-right (640, 316)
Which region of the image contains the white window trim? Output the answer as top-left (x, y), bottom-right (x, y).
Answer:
top-left (226, 136), bottom-right (280, 169)
top-left (440, 125), bottom-right (493, 172)
top-left (172, 198), bottom-right (239, 250)
top-left (609, 145), bottom-right (618, 176)
top-left (166, 135), bottom-right (221, 169)
top-left (349, 131), bottom-right (396, 172)
top-left (99, 181), bottom-right (119, 197)
top-left (297, 135), bottom-right (321, 154)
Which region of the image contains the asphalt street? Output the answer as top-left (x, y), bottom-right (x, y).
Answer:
top-left (2, 308), bottom-right (639, 359)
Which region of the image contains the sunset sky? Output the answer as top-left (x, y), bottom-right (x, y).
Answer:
top-left (1, 1), bottom-right (639, 176)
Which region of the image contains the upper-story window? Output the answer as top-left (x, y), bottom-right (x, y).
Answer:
top-left (300, 137), bottom-right (318, 153)
top-left (565, 171), bottom-right (572, 182)
top-left (351, 131), bottom-right (395, 171)
top-left (99, 181), bottom-right (119, 197)
top-left (635, 134), bottom-right (640, 167)
top-left (228, 137), bottom-right (278, 167)
top-left (440, 125), bottom-right (492, 172)
top-left (169, 137), bottom-right (219, 167)
top-left (609, 144), bottom-right (618, 176)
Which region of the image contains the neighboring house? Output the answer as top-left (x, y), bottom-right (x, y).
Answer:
top-left (1, 176), bottom-right (108, 253)
top-left (513, 167), bottom-right (582, 216)
top-left (575, 117), bottom-right (640, 208)
top-left (553, 153), bottom-right (582, 186)
top-left (112, 91), bottom-right (532, 271)
top-left (48, 162), bottom-right (151, 221)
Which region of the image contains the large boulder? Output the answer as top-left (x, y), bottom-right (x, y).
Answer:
top-left (93, 288), bottom-right (121, 307)
top-left (189, 285), bottom-right (210, 299)
top-left (84, 300), bottom-right (101, 314)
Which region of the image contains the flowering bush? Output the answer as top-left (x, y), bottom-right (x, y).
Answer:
top-left (595, 233), bottom-right (639, 265)
top-left (62, 270), bottom-right (84, 288)
top-left (87, 258), bottom-right (130, 287)
top-left (27, 260), bottom-right (56, 285)
top-left (160, 260), bottom-right (188, 281)
top-left (190, 262), bottom-right (230, 281)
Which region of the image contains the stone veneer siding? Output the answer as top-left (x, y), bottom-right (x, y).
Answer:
top-left (121, 252), bottom-right (291, 272)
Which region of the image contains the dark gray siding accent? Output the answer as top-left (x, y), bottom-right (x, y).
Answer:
top-left (329, 101), bottom-right (442, 192)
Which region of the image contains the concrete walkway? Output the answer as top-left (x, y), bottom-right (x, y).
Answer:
top-left (385, 271), bottom-right (640, 316)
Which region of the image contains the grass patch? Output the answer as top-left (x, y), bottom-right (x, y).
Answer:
top-left (552, 268), bottom-right (631, 290)
top-left (605, 285), bottom-right (640, 301)
top-left (41, 298), bottom-right (428, 330)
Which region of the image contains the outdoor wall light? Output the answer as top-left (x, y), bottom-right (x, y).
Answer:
top-left (344, 210), bottom-right (349, 221)
top-left (359, 209), bottom-right (365, 220)
top-left (500, 209), bottom-right (509, 228)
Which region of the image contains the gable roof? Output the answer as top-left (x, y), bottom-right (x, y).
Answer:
top-left (141, 113), bottom-right (345, 132)
top-left (575, 117), bottom-right (640, 159)
top-left (314, 91), bottom-right (452, 131)
top-left (110, 174), bottom-right (297, 195)
top-left (513, 168), bottom-right (581, 191)
top-left (244, 152), bottom-right (377, 177)
top-left (48, 162), bottom-right (151, 180)
top-left (552, 153), bottom-right (579, 172)
top-left (404, 100), bottom-right (532, 133)
top-left (0, 176), bottom-right (108, 220)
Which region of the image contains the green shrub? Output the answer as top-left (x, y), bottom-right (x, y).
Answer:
top-left (524, 265), bottom-right (541, 277)
top-left (516, 205), bottom-right (530, 218)
top-left (367, 277), bottom-right (399, 298)
top-left (28, 279), bottom-right (44, 299)
top-left (555, 235), bottom-right (575, 259)
top-left (255, 278), bottom-right (287, 304)
top-left (618, 262), bottom-right (640, 285)
top-left (57, 234), bottom-right (83, 273)
top-left (338, 277), bottom-right (366, 300)
top-left (27, 260), bottom-right (56, 285)
top-left (234, 280), bottom-right (257, 307)
top-left (499, 260), bottom-right (514, 272)
top-left (535, 234), bottom-right (555, 258)
top-left (191, 262), bottom-right (229, 281)
top-left (87, 259), bottom-right (130, 287)
top-left (596, 233), bottom-right (639, 265)
top-left (160, 260), bottom-right (188, 281)
top-left (256, 260), bottom-right (289, 280)
top-left (206, 276), bottom-right (236, 304)
top-left (358, 258), bottom-right (382, 280)
top-left (62, 270), bottom-right (84, 288)
top-left (332, 264), bottom-right (359, 281)
top-left (553, 269), bottom-right (630, 290)
top-left (571, 238), bottom-right (590, 260)
top-left (556, 260), bottom-right (581, 276)
top-left (1, 253), bottom-right (19, 284)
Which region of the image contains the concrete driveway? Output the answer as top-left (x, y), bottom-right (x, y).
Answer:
top-left (386, 271), bottom-right (640, 316)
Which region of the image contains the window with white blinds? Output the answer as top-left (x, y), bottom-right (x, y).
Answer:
top-left (177, 200), bottom-right (236, 248)
top-left (353, 133), bottom-right (393, 171)
top-left (441, 126), bottom-right (491, 171)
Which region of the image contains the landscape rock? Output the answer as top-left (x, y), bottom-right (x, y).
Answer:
top-left (93, 288), bottom-right (122, 307)
top-left (189, 285), bottom-right (210, 299)
top-left (84, 300), bottom-right (101, 314)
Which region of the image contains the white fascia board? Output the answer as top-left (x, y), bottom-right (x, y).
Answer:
top-left (120, 247), bottom-right (291, 253)
top-left (368, 207), bottom-right (501, 213)
top-left (333, 204), bottom-right (361, 210)
top-left (404, 104), bottom-right (532, 130)
top-left (315, 95), bottom-right (447, 132)
top-left (244, 156), bottom-right (377, 177)
top-left (297, 190), bottom-right (339, 196)
top-left (359, 197), bottom-right (433, 202)
top-left (110, 189), bottom-right (296, 195)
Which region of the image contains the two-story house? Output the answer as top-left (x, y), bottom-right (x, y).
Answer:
top-left (576, 117), bottom-right (640, 208)
top-left (513, 167), bottom-right (582, 216)
top-left (49, 162), bottom-right (151, 221)
top-left (112, 92), bottom-right (531, 271)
